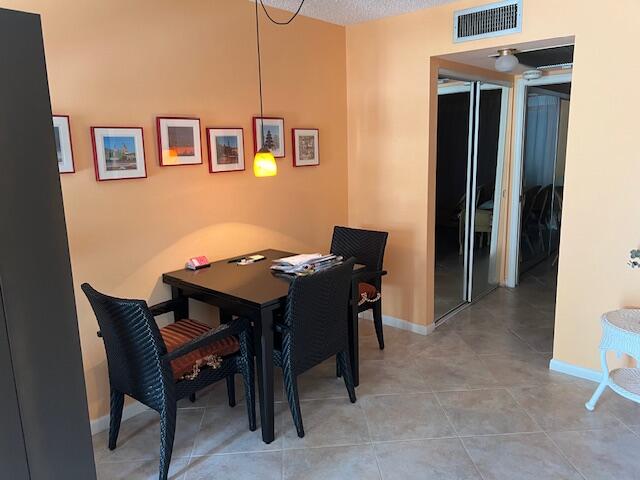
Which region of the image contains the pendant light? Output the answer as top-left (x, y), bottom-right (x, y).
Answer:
top-left (252, 0), bottom-right (306, 177)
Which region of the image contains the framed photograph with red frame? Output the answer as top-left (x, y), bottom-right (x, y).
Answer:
top-left (91, 126), bottom-right (147, 181)
top-left (156, 116), bottom-right (202, 166)
top-left (253, 116), bottom-right (285, 158)
top-left (53, 115), bottom-right (75, 173)
top-left (206, 128), bottom-right (245, 173)
top-left (292, 128), bottom-right (319, 167)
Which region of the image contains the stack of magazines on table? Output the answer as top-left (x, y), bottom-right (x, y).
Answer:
top-left (270, 253), bottom-right (344, 276)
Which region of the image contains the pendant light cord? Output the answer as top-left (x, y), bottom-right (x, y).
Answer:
top-left (255, 0), bottom-right (305, 142)
top-left (255, 0), bottom-right (265, 138)
top-left (259, 0), bottom-right (306, 25)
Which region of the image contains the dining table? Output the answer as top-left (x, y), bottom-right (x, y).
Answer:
top-left (162, 249), bottom-right (365, 444)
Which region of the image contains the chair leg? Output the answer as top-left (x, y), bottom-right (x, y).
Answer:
top-left (226, 375), bottom-right (236, 407)
top-left (159, 402), bottom-right (176, 480)
top-left (336, 360), bottom-right (341, 378)
top-left (108, 388), bottom-right (124, 450)
top-left (239, 330), bottom-right (257, 431)
top-left (282, 362), bottom-right (304, 438)
top-left (189, 393), bottom-right (196, 403)
top-left (372, 301), bottom-right (384, 350)
top-left (337, 351), bottom-right (357, 403)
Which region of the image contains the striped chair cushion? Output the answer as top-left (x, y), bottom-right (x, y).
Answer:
top-left (159, 319), bottom-right (239, 380)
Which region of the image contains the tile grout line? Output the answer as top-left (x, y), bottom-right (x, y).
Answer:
top-left (359, 399), bottom-right (384, 480)
top-left (432, 390), bottom-right (487, 480)
top-left (507, 387), bottom-right (588, 480)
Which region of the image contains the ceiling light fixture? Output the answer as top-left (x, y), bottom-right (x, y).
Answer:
top-left (252, 0), bottom-right (306, 177)
top-left (495, 48), bottom-right (519, 72)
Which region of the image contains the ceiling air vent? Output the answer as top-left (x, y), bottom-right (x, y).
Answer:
top-left (454, 0), bottom-right (522, 43)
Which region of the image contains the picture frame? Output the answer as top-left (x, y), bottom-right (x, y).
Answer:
top-left (53, 115), bottom-right (75, 174)
top-left (253, 116), bottom-right (285, 158)
top-left (91, 126), bottom-right (147, 181)
top-left (156, 116), bottom-right (202, 166)
top-left (206, 128), bottom-right (245, 173)
top-left (292, 128), bottom-right (319, 167)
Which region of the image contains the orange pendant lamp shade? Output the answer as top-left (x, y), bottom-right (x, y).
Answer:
top-left (253, 147), bottom-right (277, 177)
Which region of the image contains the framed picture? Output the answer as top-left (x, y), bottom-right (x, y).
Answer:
top-left (292, 128), bottom-right (319, 167)
top-left (253, 116), bottom-right (285, 158)
top-left (156, 116), bottom-right (202, 166)
top-left (207, 128), bottom-right (245, 173)
top-left (91, 127), bottom-right (147, 181)
top-left (53, 115), bottom-right (75, 173)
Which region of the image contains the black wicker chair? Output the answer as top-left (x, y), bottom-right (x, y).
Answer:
top-left (330, 226), bottom-right (388, 349)
top-left (274, 259), bottom-right (357, 438)
top-left (82, 283), bottom-right (256, 480)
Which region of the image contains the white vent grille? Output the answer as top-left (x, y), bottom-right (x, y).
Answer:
top-left (454, 0), bottom-right (522, 43)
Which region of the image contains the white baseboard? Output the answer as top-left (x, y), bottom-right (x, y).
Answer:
top-left (549, 359), bottom-right (602, 383)
top-left (360, 311), bottom-right (434, 336)
top-left (91, 401), bottom-right (149, 435)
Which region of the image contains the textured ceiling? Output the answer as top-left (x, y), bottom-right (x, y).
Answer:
top-left (258, 0), bottom-right (458, 25)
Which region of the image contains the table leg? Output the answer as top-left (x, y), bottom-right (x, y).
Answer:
top-left (348, 279), bottom-right (360, 386)
top-left (170, 287), bottom-right (189, 322)
top-left (255, 306), bottom-right (276, 443)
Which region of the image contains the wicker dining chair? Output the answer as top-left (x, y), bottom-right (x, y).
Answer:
top-left (330, 226), bottom-right (389, 349)
top-left (82, 283), bottom-right (256, 480)
top-left (274, 259), bottom-right (357, 438)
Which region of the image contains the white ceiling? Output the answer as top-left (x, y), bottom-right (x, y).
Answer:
top-left (258, 0), bottom-right (458, 25)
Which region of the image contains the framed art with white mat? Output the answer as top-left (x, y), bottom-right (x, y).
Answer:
top-left (156, 116), bottom-right (202, 166)
top-left (253, 116), bottom-right (285, 158)
top-left (207, 128), bottom-right (245, 173)
top-left (53, 115), bottom-right (74, 173)
top-left (292, 128), bottom-right (319, 167)
top-left (91, 126), bottom-right (147, 181)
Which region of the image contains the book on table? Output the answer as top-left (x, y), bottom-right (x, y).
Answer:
top-left (271, 253), bottom-right (343, 275)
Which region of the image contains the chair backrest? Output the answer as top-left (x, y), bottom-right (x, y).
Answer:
top-left (330, 226), bottom-right (388, 273)
top-left (81, 283), bottom-right (170, 407)
top-left (282, 259), bottom-right (355, 374)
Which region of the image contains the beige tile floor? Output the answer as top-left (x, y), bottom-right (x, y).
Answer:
top-left (92, 263), bottom-right (640, 479)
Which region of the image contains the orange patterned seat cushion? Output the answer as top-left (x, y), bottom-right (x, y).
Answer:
top-left (159, 319), bottom-right (239, 380)
top-left (358, 282), bottom-right (380, 305)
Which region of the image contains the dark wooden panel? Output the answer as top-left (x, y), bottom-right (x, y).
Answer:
top-left (0, 287), bottom-right (30, 480)
top-left (0, 8), bottom-right (96, 479)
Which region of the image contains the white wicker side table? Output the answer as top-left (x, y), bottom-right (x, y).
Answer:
top-left (586, 309), bottom-right (640, 410)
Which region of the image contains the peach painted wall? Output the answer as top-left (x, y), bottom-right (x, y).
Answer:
top-left (346, 0), bottom-right (640, 372)
top-left (1, 0), bottom-right (347, 420)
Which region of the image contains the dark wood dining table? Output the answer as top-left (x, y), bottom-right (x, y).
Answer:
top-left (162, 249), bottom-right (364, 444)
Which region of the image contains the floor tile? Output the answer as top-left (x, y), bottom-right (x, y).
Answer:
top-left (403, 330), bottom-right (476, 358)
top-left (415, 353), bottom-right (500, 391)
top-left (186, 452), bottom-right (282, 480)
top-left (93, 408), bottom-right (204, 463)
top-left (192, 405), bottom-right (281, 455)
top-left (374, 438), bottom-right (481, 480)
top-left (479, 351), bottom-right (574, 388)
top-left (283, 445), bottom-right (380, 480)
top-left (436, 388), bottom-right (540, 436)
top-left (462, 433), bottom-right (581, 480)
top-left (457, 330), bottom-right (533, 355)
top-left (356, 359), bottom-right (430, 396)
top-left (96, 457), bottom-right (189, 480)
top-left (361, 393), bottom-right (455, 441)
top-left (550, 427), bottom-right (640, 479)
top-left (297, 359), bottom-right (351, 400)
top-left (280, 398), bottom-right (370, 448)
top-left (510, 384), bottom-right (622, 432)
top-left (596, 389), bottom-right (640, 427)
top-left (509, 325), bottom-right (555, 353)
